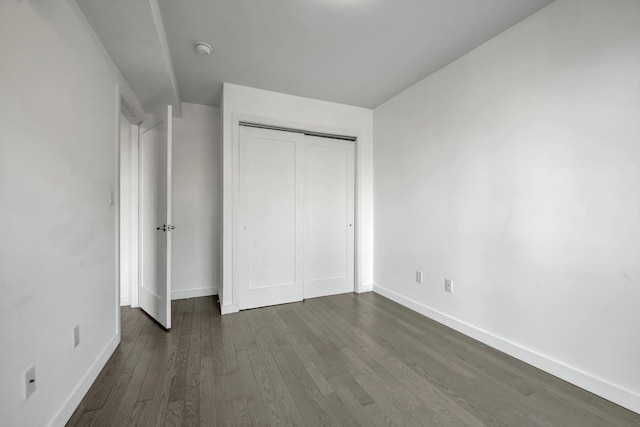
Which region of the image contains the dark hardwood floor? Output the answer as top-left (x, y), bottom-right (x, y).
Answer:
top-left (67, 293), bottom-right (639, 426)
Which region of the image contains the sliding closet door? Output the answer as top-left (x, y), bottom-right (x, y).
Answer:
top-left (304, 136), bottom-right (355, 299)
top-left (238, 126), bottom-right (304, 310)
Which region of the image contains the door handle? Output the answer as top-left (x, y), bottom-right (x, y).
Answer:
top-left (156, 224), bottom-right (176, 232)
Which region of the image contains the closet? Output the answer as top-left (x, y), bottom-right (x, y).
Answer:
top-left (238, 125), bottom-right (355, 310)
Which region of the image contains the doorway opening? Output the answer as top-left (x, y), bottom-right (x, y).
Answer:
top-left (118, 102), bottom-right (174, 330)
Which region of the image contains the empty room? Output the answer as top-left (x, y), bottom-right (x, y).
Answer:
top-left (1, 0), bottom-right (639, 426)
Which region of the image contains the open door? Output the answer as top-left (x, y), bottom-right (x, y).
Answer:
top-left (139, 105), bottom-right (173, 329)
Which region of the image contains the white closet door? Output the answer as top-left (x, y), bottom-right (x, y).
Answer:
top-left (303, 135), bottom-right (355, 299)
top-left (238, 126), bottom-right (304, 310)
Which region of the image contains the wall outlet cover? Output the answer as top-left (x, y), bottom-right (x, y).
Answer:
top-left (73, 324), bottom-right (80, 348)
top-left (445, 278), bottom-right (453, 293)
top-left (416, 271), bottom-right (423, 284)
top-left (24, 365), bottom-right (36, 400)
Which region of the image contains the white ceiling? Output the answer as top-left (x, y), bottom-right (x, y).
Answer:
top-left (76, 0), bottom-right (181, 114)
top-left (78, 0), bottom-right (555, 111)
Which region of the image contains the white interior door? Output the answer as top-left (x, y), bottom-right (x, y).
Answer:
top-left (139, 105), bottom-right (173, 329)
top-left (304, 136), bottom-right (355, 298)
top-left (238, 126), bottom-right (304, 310)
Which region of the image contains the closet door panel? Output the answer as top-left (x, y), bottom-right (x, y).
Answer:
top-left (304, 136), bottom-right (355, 299)
top-left (238, 126), bottom-right (304, 309)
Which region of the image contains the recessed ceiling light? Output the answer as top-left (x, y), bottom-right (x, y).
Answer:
top-left (194, 41), bottom-right (213, 55)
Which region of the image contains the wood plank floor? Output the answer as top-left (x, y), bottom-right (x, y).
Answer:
top-left (67, 293), bottom-right (640, 426)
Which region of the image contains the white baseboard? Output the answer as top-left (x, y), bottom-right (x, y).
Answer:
top-left (357, 282), bottom-right (373, 293)
top-left (48, 333), bottom-right (120, 427)
top-left (372, 284), bottom-right (640, 415)
top-left (171, 286), bottom-right (219, 300)
top-left (221, 303), bottom-right (238, 315)
top-left (120, 296), bottom-right (130, 306)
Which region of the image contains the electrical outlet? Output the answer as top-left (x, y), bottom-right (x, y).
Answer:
top-left (416, 271), bottom-right (423, 284)
top-left (24, 365), bottom-right (36, 400)
top-left (73, 325), bottom-right (80, 348)
top-left (445, 278), bottom-right (453, 293)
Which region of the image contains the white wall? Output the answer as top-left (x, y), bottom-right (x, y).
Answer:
top-left (0, 1), bottom-right (137, 425)
top-left (221, 83), bottom-right (374, 313)
top-left (373, 0), bottom-right (640, 413)
top-left (171, 102), bottom-right (221, 299)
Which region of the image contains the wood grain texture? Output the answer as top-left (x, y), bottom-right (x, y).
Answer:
top-left (67, 294), bottom-right (640, 426)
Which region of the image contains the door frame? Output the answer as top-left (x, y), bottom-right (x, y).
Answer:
top-left (118, 107), bottom-right (141, 309)
top-left (230, 113), bottom-right (363, 314)
top-left (120, 106), bottom-right (177, 322)
top-left (121, 112), bottom-right (165, 313)
top-left (115, 84), bottom-right (144, 337)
